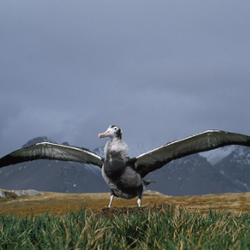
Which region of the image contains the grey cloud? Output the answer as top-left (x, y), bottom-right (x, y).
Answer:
top-left (1, 1), bottom-right (250, 157)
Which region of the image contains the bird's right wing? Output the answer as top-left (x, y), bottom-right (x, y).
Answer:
top-left (0, 142), bottom-right (104, 168)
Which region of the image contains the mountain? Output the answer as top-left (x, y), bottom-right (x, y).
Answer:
top-left (214, 146), bottom-right (250, 192)
top-left (0, 137), bottom-right (250, 196)
top-left (199, 145), bottom-right (238, 165)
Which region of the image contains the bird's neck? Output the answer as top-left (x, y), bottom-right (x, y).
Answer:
top-left (104, 139), bottom-right (128, 160)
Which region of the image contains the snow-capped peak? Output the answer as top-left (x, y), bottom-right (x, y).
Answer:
top-left (199, 145), bottom-right (237, 165)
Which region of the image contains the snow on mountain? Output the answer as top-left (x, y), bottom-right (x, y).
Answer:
top-left (230, 146), bottom-right (250, 165)
top-left (199, 145), bottom-right (237, 165)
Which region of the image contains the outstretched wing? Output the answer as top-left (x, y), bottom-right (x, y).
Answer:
top-left (0, 142), bottom-right (104, 168)
top-left (135, 130), bottom-right (250, 178)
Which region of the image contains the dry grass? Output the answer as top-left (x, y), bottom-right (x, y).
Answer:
top-left (1, 189), bottom-right (250, 216)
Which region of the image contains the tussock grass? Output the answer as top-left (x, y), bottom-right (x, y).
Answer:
top-left (1, 206), bottom-right (250, 249)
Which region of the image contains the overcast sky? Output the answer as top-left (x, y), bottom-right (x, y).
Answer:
top-left (1, 1), bottom-right (250, 157)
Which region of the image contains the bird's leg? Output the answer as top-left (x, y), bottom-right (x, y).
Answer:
top-left (108, 194), bottom-right (114, 207)
top-left (137, 198), bottom-right (141, 207)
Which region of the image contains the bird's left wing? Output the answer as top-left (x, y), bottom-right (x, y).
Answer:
top-left (135, 130), bottom-right (250, 178)
top-left (0, 142), bottom-right (104, 168)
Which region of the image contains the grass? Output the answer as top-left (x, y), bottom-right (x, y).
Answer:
top-left (0, 206), bottom-right (250, 249)
top-left (1, 190), bottom-right (250, 249)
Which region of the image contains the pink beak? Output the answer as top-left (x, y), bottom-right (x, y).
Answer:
top-left (98, 129), bottom-right (110, 139)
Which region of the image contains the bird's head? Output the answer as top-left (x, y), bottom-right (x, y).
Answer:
top-left (98, 125), bottom-right (122, 140)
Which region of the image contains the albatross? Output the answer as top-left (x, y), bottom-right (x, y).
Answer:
top-left (1, 125), bottom-right (250, 207)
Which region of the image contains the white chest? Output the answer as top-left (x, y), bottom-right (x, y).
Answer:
top-left (104, 139), bottom-right (128, 159)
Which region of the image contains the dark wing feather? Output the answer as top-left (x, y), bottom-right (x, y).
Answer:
top-left (0, 142), bottom-right (104, 168)
top-left (135, 130), bottom-right (250, 178)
